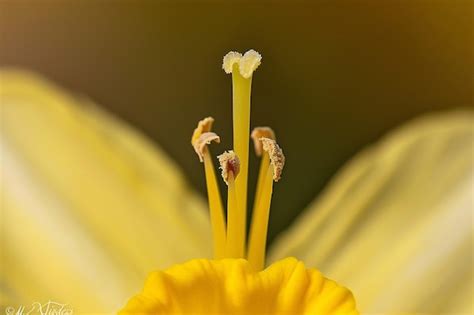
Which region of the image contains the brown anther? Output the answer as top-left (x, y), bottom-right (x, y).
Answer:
top-left (217, 151), bottom-right (240, 185)
top-left (251, 127), bottom-right (276, 156)
top-left (193, 132), bottom-right (220, 162)
top-left (260, 138), bottom-right (285, 182)
top-left (191, 117), bottom-right (214, 145)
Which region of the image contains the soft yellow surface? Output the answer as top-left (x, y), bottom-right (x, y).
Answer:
top-left (119, 257), bottom-right (358, 315)
top-left (269, 110), bottom-right (474, 314)
top-left (0, 70), bottom-right (212, 312)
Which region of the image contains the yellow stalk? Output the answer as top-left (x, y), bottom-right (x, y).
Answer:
top-left (203, 151), bottom-right (227, 259)
top-left (247, 164), bottom-right (274, 271)
top-left (252, 152), bottom-right (270, 216)
top-left (231, 65), bottom-right (252, 258)
top-left (225, 171), bottom-right (241, 258)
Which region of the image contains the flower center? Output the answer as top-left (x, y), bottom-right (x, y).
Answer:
top-left (191, 50), bottom-right (285, 271)
top-left (120, 50), bottom-right (358, 315)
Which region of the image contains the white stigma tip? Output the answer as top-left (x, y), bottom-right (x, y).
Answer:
top-left (222, 49), bottom-right (262, 78)
top-left (223, 51), bottom-right (242, 74)
top-left (239, 49), bottom-right (262, 78)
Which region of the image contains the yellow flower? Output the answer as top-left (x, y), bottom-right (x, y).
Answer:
top-left (1, 53), bottom-right (472, 313)
top-left (119, 50), bottom-right (357, 314)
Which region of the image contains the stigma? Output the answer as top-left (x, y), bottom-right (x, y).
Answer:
top-left (192, 50), bottom-right (285, 269)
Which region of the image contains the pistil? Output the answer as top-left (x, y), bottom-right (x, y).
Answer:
top-left (223, 50), bottom-right (262, 258)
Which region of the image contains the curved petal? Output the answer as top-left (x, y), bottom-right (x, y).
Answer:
top-left (0, 70), bottom-right (211, 312)
top-left (120, 257), bottom-right (358, 315)
top-left (269, 110), bottom-right (473, 314)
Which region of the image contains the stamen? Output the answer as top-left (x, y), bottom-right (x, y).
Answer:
top-left (247, 163), bottom-right (274, 271)
top-left (248, 137), bottom-right (285, 271)
top-left (223, 49), bottom-right (262, 259)
top-left (250, 128), bottom-right (276, 243)
top-left (192, 119), bottom-right (226, 259)
top-left (251, 127), bottom-right (276, 209)
top-left (218, 151), bottom-right (243, 258)
top-left (202, 153), bottom-right (226, 259)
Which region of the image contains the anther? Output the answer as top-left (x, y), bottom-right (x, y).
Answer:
top-left (191, 117), bottom-right (215, 146)
top-left (251, 127), bottom-right (276, 156)
top-left (193, 132), bottom-right (220, 162)
top-left (217, 151), bottom-right (240, 185)
top-left (260, 138), bottom-right (285, 182)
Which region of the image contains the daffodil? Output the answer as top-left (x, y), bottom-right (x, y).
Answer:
top-left (1, 51), bottom-right (472, 314)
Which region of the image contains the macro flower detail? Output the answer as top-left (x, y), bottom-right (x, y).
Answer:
top-left (1, 59), bottom-right (471, 314)
top-left (119, 50), bottom-right (358, 314)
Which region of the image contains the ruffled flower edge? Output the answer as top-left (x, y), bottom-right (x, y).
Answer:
top-left (120, 257), bottom-right (359, 315)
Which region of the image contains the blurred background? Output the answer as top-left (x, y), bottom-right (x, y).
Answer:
top-left (1, 0), bottom-right (472, 244)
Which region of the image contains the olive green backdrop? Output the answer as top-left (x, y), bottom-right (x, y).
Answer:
top-left (1, 0), bottom-right (472, 244)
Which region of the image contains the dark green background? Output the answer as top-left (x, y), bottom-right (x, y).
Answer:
top-left (1, 0), bottom-right (472, 244)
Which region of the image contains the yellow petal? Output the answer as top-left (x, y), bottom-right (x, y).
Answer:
top-left (119, 257), bottom-right (358, 315)
top-left (269, 110), bottom-right (473, 314)
top-left (0, 70), bottom-right (211, 312)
